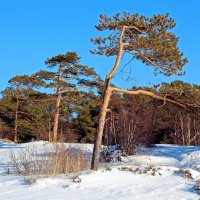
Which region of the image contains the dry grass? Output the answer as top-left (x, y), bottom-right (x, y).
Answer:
top-left (10, 143), bottom-right (89, 176)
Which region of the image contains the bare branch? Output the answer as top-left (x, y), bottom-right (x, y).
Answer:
top-left (62, 75), bottom-right (78, 81)
top-left (158, 94), bottom-right (169, 108)
top-left (138, 52), bottom-right (160, 67)
top-left (124, 25), bottom-right (149, 34)
top-left (123, 43), bottom-right (137, 49)
top-left (110, 86), bottom-right (190, 110)
top-left (107, 26), bottom-right (126, 80)
top-left (30, 98), bottom-right (56, 102)
top-left (59, 86), bottom-right (89, 94)
top-left (115, 57), bottom-right (135, 77)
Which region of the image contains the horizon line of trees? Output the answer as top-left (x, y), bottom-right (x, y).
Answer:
top-left (0, 61), bottom-right (200, 147)
top-left (105, 81), bottom-right (200, 153)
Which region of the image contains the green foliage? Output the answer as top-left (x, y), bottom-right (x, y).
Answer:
top-left (45, 52), bottom-right (81, 67)
top-left (70, 91), bottom-right (101, 143)
top-left (0, 87), bottom-right (52, 141)
top-left (91, 12), bottom-right (188, 76)
top-left (159, 80), bottom-right (200, 106)
top-left (8, 75), bottom-right (45, 88)
top-left (0, 52), bottom-right (103, 142)
top-left (36, 51), bottom-right (100, 92)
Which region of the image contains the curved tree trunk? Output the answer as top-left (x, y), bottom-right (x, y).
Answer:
top-left (53, 88), bottom-right (61, 142)
top-left (91, 81), bottom-right (112, 170)
top-left (91, 26), bottom-right (126, 170)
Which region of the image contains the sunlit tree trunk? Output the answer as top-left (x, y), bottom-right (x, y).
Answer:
top-left (91, 25), bottom-right (190, 170)
top-left (91, 84), bottom-right (112, 170)
top-left (53, 68), bottom-right (62, 142)
top-left (91, 26), bottom-right (125, 170)
top-left (53, 90), bottom-right (61, 142)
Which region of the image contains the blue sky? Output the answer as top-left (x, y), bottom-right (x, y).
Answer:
top-left (0, 0), bottom-right (199, 91)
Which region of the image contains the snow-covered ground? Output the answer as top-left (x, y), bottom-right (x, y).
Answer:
top-left (0, 140), bottom-right (200, 200)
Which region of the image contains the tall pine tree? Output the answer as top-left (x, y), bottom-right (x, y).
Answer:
top-left (36, 51), bottom-right (101, 141)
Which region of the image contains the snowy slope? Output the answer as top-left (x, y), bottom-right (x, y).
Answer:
top-left (0, 140), bottom-right (200, 200)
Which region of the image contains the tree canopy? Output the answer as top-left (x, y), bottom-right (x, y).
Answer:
top-left (91, 12), bottom-right (188, 76)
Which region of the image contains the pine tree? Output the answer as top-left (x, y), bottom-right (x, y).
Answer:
top-left (91, 12), bottom-right (188, 170)
top-left (0, 75), bottom-right (45, 142)
top-left (35, 51), bottom-right (101, 142)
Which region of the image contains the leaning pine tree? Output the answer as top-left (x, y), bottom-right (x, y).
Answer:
top-left (36, 52), bottom-right (100, 142)
top-left (90, 12), bottom-right (189, 170)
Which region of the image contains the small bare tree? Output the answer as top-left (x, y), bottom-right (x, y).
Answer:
top-left (91, 12), bottom-right (188, 170)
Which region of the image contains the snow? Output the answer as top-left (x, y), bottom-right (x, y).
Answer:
top-left (0, 140), bottom-right (200, 200)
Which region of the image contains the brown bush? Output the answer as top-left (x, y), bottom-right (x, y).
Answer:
top-left (10, 143), bottom-right (89, 176)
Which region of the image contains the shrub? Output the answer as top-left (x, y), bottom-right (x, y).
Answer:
top-left (10, 143), bottom-right (89, 176)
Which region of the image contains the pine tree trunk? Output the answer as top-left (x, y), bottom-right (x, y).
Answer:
top-left (91, 26), bottom-right (125, 170)
top-left (53, 88), bottom-right (61, 142)
top-left (52, 67), bottom-right (62, 142)
top-left (14, 96), bottom-right (19, 143)
top-left (91, 80), bottom-right (112, 170)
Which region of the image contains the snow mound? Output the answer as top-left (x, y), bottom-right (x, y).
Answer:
top-left (0, 141), bottom-right (200, 200)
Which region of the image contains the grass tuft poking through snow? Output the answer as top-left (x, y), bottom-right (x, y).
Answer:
top-left (9, 143), bottom-right (89, 176)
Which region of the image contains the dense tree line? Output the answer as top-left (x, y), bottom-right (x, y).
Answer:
top-left (104, 81), bottom-right (200, 154)
top-left (0, 72), bottom-right (199, 147)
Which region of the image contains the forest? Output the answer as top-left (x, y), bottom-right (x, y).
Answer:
top-left (0, 70), bottom-right (200, 147)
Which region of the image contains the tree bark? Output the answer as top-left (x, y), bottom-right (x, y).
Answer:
top-left (91, 26), bottom-right (126, 170)
top-left (91, 82), bottom-right (112, 170)
top-left (14, 96), bottom-right (19, 143)
top-left (111, 87), bottom-right (190, 110)
top-left (53, 68), bottom-right (62, 142)
top-left (53, 88), bottom-right (61, 142)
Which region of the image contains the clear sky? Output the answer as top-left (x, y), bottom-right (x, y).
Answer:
top-left (0, 0), bottom-right (199, 91)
